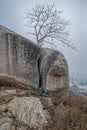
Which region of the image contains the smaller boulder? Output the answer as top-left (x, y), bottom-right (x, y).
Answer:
top-left (0, 117), bottom-right (13, 130)
top-left (40, 97), bottom-right (53, 107)
top-left (7, 96), bottom-right (50, 129)
top-left (0, 122), bottom-right (11, 130)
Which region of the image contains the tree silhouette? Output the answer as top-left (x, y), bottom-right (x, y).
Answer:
top-left (25, 3), bottom-right (76, 50)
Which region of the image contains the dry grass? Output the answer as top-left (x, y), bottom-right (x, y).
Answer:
top-left (43, 94), bottom-right (87, 130)
top-left (0, 76), bottom-right (87, 130)
top-left (0, 76), bottom-right (39, 96)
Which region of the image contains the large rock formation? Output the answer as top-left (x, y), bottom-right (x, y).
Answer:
top-left (0, 25), bottom-right (69, 129)
top-left (0, 25), bottom-right (69, 94)
top-left (0, 25), bottom-right (40, 87)
top-left (40, 48), bottom-right (69, 94)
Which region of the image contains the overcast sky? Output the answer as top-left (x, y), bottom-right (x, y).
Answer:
top-left (0, 0), bottom-right (87, 80)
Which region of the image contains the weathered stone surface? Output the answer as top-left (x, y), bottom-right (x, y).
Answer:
top-left (0, 117), bottom-right (12, 125)
top-left (0, 25), bottom-right (40, 88)
top-left (40, 48), bottom-right (69, 98)
top-left (40, 97), bottom-right (53, 107)
top-left (0, 117), bottom-right (13, 130)
top-left (7, 96), bottom-right (49, 128)
top-left (40, 48), bottom-right (69, 90)
top-left (0, 90), bottom-right (16, 96)
top-left (0, 122), bottom-right (11, 130)
top-left (0, 104), bottom-right (7, 112)
top-left (0, 94), bottom-right (14, 105)
top-left (0, 25), bottom-right (69, 97)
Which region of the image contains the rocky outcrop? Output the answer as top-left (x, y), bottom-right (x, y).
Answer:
top-left (7, 96), bottom-right (50, 129)
top-left (0, 25), bottom-right (40, 88)
top-left (0, 118), bottom-right (12, 130)
top-left (40, 48), bottom-right (69, 101)
top-left (0, 81), bottom-right (51, 129)
top-left (0, 25), bottom-right (69, 100)
top-left (0, 98), bottom-right (49, 129)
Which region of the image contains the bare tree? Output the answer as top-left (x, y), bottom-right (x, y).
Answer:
top-left (25, 3), bottom-right (76, 50)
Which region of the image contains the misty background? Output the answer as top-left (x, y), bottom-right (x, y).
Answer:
top-left (0, 0), bottom-right (87, 80)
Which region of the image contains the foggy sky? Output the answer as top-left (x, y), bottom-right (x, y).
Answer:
top-left (0, 0), bottom-right (87, 80)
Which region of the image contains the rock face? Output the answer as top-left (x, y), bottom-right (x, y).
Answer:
top-left (0, 25), bottom-right (69, 93)
top-left (0, 81), bottom-right (51, 129)
top-left (0, 25), bottom-right (40, 88)
top-left (0, 28), bottom-right (69, 129)
top-left (40, 48), bottom-right (69, 94)
top-left (7, 96), bottom-right (49, 128)
top-left (0, 118), bottom-right (12, 130)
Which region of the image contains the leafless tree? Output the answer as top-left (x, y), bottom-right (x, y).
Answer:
top-left (25, 3), bottom-right (76, 50)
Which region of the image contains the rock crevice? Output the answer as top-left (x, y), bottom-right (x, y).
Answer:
top-left (0, 25), bottom-right (69, 94)
top-left (0, 25), bottom-right (69, 130)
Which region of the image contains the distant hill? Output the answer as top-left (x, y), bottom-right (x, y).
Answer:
top-left (69, 78), bottom-right (87, 96)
